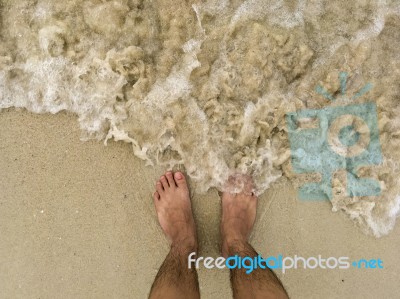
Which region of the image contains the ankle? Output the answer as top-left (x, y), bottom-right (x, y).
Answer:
top-left (171, 237), bottom-right (198, 255)
top-left (222, 238), bottom-right (249, 256)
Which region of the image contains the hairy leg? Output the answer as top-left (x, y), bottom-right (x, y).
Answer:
top-left (149, 171), bottom-right (200, 299)
top-left (226, 240), bottom-right (289, 299)
top-left (221, 175), bottom-right (289, 299)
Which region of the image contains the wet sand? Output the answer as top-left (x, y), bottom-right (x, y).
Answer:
top-left (1, 109), bottom-right (399, 298)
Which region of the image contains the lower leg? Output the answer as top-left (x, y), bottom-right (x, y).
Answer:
top-left (221, 175), bottom-right (289, 299)
top-left (149, 171), bottom-right (200, 299)
top-left (226, 240), bottom-right (288, 299)
top-left (149, 243), bottom-right (199, 299)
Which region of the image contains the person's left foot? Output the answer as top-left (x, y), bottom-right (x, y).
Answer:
top-left (153, 171), bottom-right (197, 251)
top-left (220, 175), bottom-right (257, 257)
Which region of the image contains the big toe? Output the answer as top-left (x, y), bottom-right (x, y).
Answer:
top-left (174, 171), bottom-right (188, 189)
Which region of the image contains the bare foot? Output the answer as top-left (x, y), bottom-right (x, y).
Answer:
top-left (153, 171), bottom-right (197, 252)
top-left (220, 175), bottom-right (257, 257)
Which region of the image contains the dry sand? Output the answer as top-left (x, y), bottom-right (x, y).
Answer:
top-left (1, 109), bottom-right (399, 298)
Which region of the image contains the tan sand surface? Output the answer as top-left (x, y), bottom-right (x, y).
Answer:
top-left (1, 109), bottom-right (399, 298)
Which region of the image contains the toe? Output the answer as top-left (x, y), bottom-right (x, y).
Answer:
top-left (153, 191), bottom-right (161, 205)
top-left (160, 175), bottom-right (169, 189)
top-left (156, 181), bottom-right (164, 193)
top-left (153, 191), bottom-right (161, 213)
top-left (165, 171), bottom-right (176, 188)
top-left (174, 171), bottom-right (187, 189)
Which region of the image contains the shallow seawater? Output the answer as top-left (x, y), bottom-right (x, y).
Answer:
top-left (1, 0), bottom-right (400, 237)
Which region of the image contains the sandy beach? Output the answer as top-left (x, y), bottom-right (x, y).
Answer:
top-left (1, 109), bottom-right (399, 298)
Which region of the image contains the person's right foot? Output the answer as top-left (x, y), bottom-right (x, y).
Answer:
top-left (153, 171), bottom-right (197, 252)
top-left (220, 175), bottom-right (257, 257)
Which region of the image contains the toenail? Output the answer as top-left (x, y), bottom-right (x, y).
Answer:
top-left (174, 172), bottom-right (183, 179)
